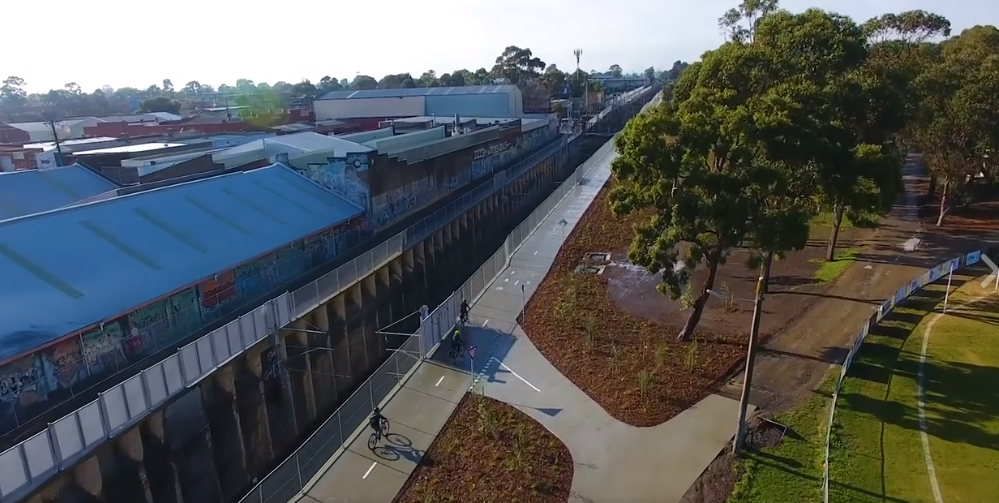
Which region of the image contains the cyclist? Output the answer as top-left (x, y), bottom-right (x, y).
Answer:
top-left (369, 407), bottom-right (386, 441)
top-left (460, 299), bottom-right (470, 324)
top-left (450, 327), bottom-right (464, 362)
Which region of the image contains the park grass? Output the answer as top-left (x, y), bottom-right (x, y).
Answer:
top-left (728, 375), bottom-right (836, 503)
top-left (812, 248), bottom-right (860, 283)
top-left (828, 275), bottom-right (999, 503)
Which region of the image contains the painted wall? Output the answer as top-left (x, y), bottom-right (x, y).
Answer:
top-left (0, 222), bottom-right (360, 438)
top-left (292, 152), bottom-right (372, 213)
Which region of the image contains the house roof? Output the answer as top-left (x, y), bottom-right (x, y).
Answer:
top-left (0, 164), bottom-right (119, 221)
top-left (215, 132), bottom-right (373, 160)
top-left (318, 85), bottom-right (519, 100)
top-left (0, 164), bottom-right (363, 361)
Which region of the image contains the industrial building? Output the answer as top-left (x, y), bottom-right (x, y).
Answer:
top-left (0, 164), bottom-right (119, 220)
top-left (314, 85), bottom-right (525, 124)
top-left (4, 118), bottom-right (105, 142)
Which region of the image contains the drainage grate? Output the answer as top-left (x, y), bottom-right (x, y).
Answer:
top-left (585, 252), bottom-right (611, 262)
top-left (574, 265), bottom-right (606, 275)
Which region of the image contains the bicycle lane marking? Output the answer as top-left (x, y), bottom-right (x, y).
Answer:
top-left (363, 461), bottom-right (377, 479)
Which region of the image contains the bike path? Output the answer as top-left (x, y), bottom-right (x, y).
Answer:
top-left (471, 153), bottom-right (752, 502)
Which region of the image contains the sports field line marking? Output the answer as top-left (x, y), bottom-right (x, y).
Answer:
top-left (918, 291), bottom-right (992, 503)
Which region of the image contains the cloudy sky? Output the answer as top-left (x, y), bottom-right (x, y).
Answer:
top-left (4, 0), bottom-right (998, 93)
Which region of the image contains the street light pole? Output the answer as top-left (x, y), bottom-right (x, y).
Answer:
top-left (734, 269), bottom-right (766, 455)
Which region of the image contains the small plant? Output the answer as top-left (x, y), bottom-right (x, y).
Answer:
top-left (717, 282), bottom-right (738, 312)
top-left (475, 389), bottom-right (498, 437)
top-left (610, 342), bottom-right (620, 372)
top-left (637, 368), bottom-right (653, 407)
top-left (685, 337), bottom-right (700, 373)
top-left (679, 280), bottom-right (696, 310)
top-left (654, 343), bottom-right (669, 372)
top-left (582, 316), bottom-right (597, 350)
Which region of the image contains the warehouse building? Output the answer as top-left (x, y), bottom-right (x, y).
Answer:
top-left (314, 86), bottom-right (524, 124)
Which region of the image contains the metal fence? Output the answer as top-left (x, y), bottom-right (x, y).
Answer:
top-left (0, 86), bottom-right (657, 503)
top-left (419, 138), bottom-right (613, 355)
top-left (820, 250), bottom-right (983, 502)
top-left (0, 295), bottom-right (295, 502)
top-left (238, 334), bottom-right (421, 503)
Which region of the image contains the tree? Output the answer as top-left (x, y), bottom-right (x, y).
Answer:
top-left (718, 0), bottom-right (779, 43)
top-left (162, 79), bottom-right (174, 93)
top-left (418, 70), bottom-right (440, 88)
top-left (609, 64), bottom-right (623, 77)
top-left (183, 80), bottom-right (203, 95)
top-left (539, 65), bottom-right (569, 97)
top-left (909, 26), bottom-right (999, 226)
top-left (350, 75), bottom-right (378, 90)
top-left (0, 76), bottom-right (28, 118)
top-left (139, 96), bottom-right (181, 114)
top-left (291, 80), bottom-right (318, 97)
top-left (491, 46), bottom-right (545, 84)
top-left (643, 67), bottom-right (656, 82)
top-left (317, 76), bottom-right (343, 94)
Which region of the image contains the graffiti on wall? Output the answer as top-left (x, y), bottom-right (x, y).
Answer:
top-left (370, 176), bottom-right (435, 229)
top-left (469, 128), bottom-right (549, 180)
top-left (298, 152), bottom-right (371, 211)
top-left (0, 220), bottom-right (358, 434)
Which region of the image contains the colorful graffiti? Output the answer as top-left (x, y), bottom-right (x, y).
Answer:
top-left (371, 176), bottom-right (436, 229)
top-left (297, 152), bottom-right (371, 211)
top-left (0, 221), bottom-right (357, 434)
top-left (469, 128), bottom-right (549, 180)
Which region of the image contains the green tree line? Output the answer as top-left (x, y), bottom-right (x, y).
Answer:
top-left (611, 0), bottom-right (997, 341)
top-left (0, 46), bottom-right (674, 122)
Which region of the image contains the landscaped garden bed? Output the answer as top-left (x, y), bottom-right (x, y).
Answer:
top-left (393, 392), bottom-right (573, 503)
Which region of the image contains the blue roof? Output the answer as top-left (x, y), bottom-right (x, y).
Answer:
top-left (0, 164), bottom-right (119, 220)
top-left (0, 164), bottom-right (362, 361)
top-left (318, 85), bottom-right (519, 100)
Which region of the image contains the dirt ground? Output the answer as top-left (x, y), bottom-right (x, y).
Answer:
top-left (520, 180), bottom-right (870, 427)
top-left (393, 392), bottom-right (572, 503)
top-left (680, 154), bottom-right (999, 503)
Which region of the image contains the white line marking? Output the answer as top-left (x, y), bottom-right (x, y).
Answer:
top-left (482, 319), bottom-right (489, 327)
top-left (534, 250), bottom-right (539, 255)
top-left (435, 376), bottom-right (444, 387)
top-left (919, 313), bottom-right (946, 503)
top-left (514, 280), bottom-right (520, 286)
top-left (494, 358), bottom-right (541, 392)
top-left (363, 461), bottom-right (377, 479)
top-left (917, 291), bottom-right (991, 503)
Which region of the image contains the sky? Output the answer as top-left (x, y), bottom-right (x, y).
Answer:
top-left (4, 0), bottom-right (998, 94)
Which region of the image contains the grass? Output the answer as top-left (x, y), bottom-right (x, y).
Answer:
top-left (728, 374), bottom-right (835, 503)
top-left (828, 275), bottom-right (999, 503)
top-left (811, 247), bottom-right (860, 283)
top-left (809, 211), bottom-right (856, 230)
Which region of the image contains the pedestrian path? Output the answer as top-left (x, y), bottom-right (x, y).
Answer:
top-left (295, 141), bottom-right (749, 503)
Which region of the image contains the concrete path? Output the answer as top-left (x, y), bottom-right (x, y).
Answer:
top-left (296, 142), bottom-right (749, 503)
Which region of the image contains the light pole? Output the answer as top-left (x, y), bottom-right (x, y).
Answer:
top-left (732, 272), bottom-right (765, 455)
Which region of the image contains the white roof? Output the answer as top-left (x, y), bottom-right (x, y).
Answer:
top-left (216, 132), bottom-right (372, 160)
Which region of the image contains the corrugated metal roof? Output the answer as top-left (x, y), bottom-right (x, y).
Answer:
top-left (0, 164), bottom-right (363, 361)
top-left (318, 85), bottom-right (519, 100)
top-left (0, 164), bottom-right (119, 220)
top-left (216, 132), bottom-right (373, 160)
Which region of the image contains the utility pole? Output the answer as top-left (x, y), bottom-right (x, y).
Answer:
top-left (48, 120), bottom-right (64, 167)
top-left (573, 48), bottom-right (585, 118)
top-left (733, 258), bottom-right (768, 455)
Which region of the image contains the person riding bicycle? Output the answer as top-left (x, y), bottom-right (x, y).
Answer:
top-left (369, 407), bottom-right (386, 438)
top-left (460, 299), bottom-right (470, 324)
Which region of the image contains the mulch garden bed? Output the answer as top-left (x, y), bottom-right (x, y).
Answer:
top-left (520, 180), bottom-right (860, 427)
top-left (393, 392), bottom-right (573, 503)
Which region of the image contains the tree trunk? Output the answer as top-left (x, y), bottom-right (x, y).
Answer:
top-left (678, 251), bottom-right (722, 341)
top-left (825, 203), bottom-right (845, 262)
top-left (760, 251), bottom-right (774, 294)
top-left (936, 176), bottom-right (951, 227)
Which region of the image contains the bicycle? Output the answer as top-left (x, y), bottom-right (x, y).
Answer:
top-left (367, 417), bottom-right (390, 450)
top-left (448, 342), bottom-right (464, 365)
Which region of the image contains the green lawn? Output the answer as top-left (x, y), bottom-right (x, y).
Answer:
top-left (728, 376), bottom-right (835, 503)
top-left (828, 275), bottom-right (999, 503)
top-left (812, 248), bottom-right (860, 283)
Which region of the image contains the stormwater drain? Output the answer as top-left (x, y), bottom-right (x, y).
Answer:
top-left (575, 265), bottom-right (606, 275)
top-left (585, 252), bottom-right (611, 262)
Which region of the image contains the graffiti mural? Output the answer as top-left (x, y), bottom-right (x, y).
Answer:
top-left (41, 338), bottom-right (88, 395)
top-left (370, 176), bottom-right (436, 229)
top-left (127, 299), bottom-right (171, 357)
top-left (275, 240), bottom-right (308, 282)
top-left (198, 270), bottom-right (239, 320)
top-left (81, 319), bottom-right (129, 375)
top-left (297, 152), bottom-right (371, 211)
top-left (166, 288), bottom-right (203, 341)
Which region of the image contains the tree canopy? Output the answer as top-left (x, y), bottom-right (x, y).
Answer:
top-left (0, 46), bottom-right (665, 122)
top-left (610, 0), bottom-right (975, 340)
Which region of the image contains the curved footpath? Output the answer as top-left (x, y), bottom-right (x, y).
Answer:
top-left (296, 146), bottom-right (748, 503)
